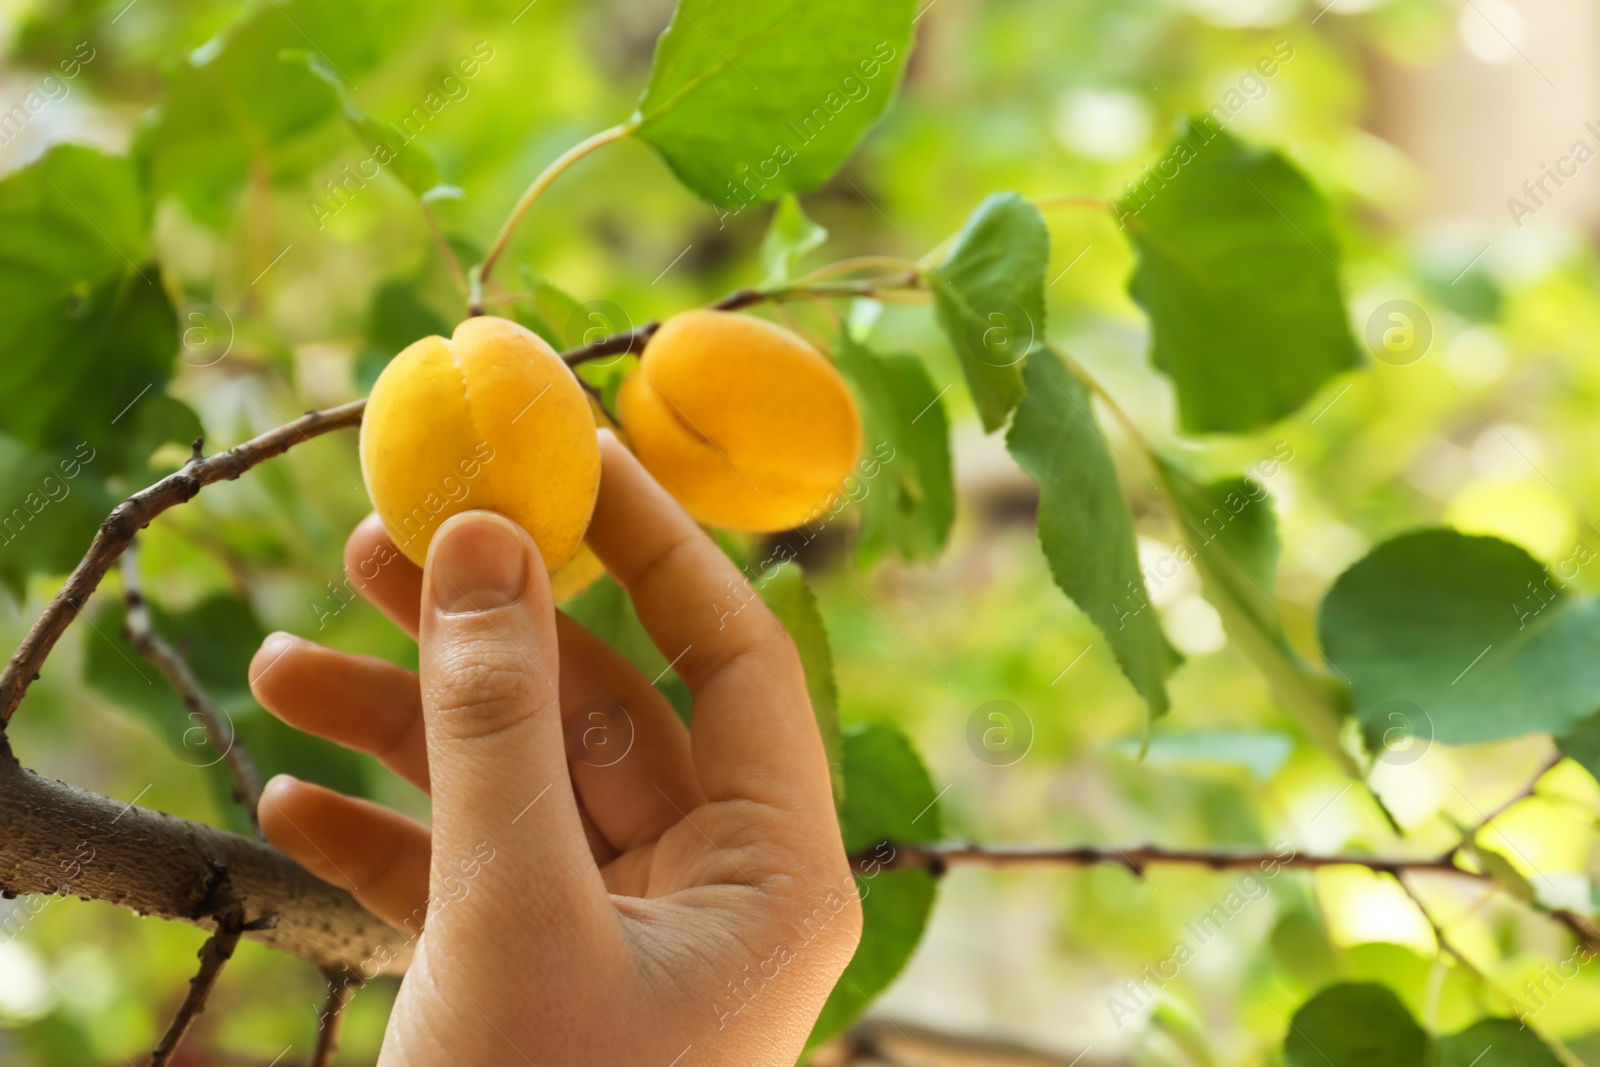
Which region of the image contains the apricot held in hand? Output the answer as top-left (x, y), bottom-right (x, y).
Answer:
top-left (618, 310), bottom-right (863, 532)
top-left (360, 315), bottom-right (600, 570)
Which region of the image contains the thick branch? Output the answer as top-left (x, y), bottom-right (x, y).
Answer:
top-left (148, 900), bottom-right (270, 1067)
top-left (0, 401), bottom-right (367, 725)
top-left (121, 539), bottom-right (265, 836)
top-left (0, 755), bottom-right (409, 975)
top-left (855, 841), bottom-right (1484, 881)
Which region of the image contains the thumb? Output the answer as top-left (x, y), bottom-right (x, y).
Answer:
top-left (417, 511), bottom-right (604, 931)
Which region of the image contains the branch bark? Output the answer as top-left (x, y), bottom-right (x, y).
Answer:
top-left (121, 538), bottom-right (265, 836)
top-left (855, 841), bottom-right (1484, 881)
top-left (0, 754), bottom-right (410, 975)
top-left (311, 969), bottom-right (358, 1067)
top-left (147, 900), bottom-right (270, 1067)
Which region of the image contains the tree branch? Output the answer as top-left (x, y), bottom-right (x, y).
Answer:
top-left (148, 897), bottom-right (272, 1067)
top-left (311, 968), bottom-right (358, 1067)
top-left (0, 401), bottom-right (367, 726)
top-left (560, 275), bottom-right (923, 367)
top-left (121, 538), bottom-right (265, 836)
top-left (854, 841), bottom-right (1485, 881)
top-left (0, 754), bottom-right (409, 974)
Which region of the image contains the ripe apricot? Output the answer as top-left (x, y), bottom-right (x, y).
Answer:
top-left (618, 310), bottom-right (862, 532)
top-left (360, 315), bottom-right (600, 570)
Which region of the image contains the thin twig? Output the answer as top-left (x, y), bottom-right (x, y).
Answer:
top-left (854, 841), bottom-right (1485, 881)
top-left (147, 898), bottom-right (274, 1067)
top-left (0, 399), bottom-right (366, 727)
top-left (560, 274), bottom-right (923, 367)
top-left (473, 122), bottom-right (634, 311)
top-left (311, 968), bottom-right (358, 1067)
top-left (420, 200), bottom-right (468, 296)
top-left (1397, 874), bottom-right (1588, 1067)
top-left (121, 538), bottom-right (265, 836)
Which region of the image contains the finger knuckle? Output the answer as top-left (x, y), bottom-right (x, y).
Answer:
top-left (426, 647), bottom-right (550, 741)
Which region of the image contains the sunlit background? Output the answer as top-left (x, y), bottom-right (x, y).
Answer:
top-left (4, 0), bottom-right (1600, 1063)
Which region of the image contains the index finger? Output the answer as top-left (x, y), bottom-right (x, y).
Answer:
top-left (585, 431), bottom-right (833, 813)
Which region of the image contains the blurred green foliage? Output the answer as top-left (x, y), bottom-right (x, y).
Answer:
top-left (6, 0), bottom-right (1600, 1064)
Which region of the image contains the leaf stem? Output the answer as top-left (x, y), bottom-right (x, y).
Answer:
top-left (472, 123), bottom-right (635, 313)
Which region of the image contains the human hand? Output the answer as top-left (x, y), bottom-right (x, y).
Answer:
top-left (247, 431), bottom-right (861, 1066)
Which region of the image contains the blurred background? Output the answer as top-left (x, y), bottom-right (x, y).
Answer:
top-left (4, 0), bottom-right (1600, 1063)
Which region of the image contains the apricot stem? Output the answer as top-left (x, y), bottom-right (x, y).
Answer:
top-left (474, 122), bottom-right (636, 311)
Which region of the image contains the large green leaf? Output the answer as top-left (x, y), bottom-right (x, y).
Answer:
top-left (136, 0), bottom-right (405, 227)
top-left (1320, 529), bottom-right (1600, 746)
top-left (757, 562), bottom-right (844, 805)
top-left (1283, 984), bottom-right (1428, 1067)
top-left (1121, 123), bottom-right (1360, 434)
top-left (1007, 351), bottom-right (1179, 721)
top-left (0, 438), bottom-right (117, 598)
top-left (0, 144), bottom-right (178, 475)
top-left (1157, 457), bottom-right (1350, 762)
top-left (809, 722), bottom-right (942, 1049)
top-left (1435, 1019), bottom-right (1563, 1067)
top-left (930, 193), bottom-right (1049, 432)
top-left (835, 336), bottom-right (955, 563)
top-left (633, 0), bottom-right (916, 207)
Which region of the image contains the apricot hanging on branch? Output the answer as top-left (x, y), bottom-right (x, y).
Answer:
top-left (618, 309), bottom-right (863, 532)
top-left (360, 316), bottom-right (600, 571)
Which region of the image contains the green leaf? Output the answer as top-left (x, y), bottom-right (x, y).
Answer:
top-left (136, 0), bottom-right (404, 227)
top-left (1157, 457), bottom-right (1352, 765)
top-left (756, 562), bottom-right (844, 805)
top-left (809, 722), bottom-right (941, 1049)
top-left (289, 51), bottom-right (454, 200)
top-left (0, 146), bottom-right (181, 477)
top-left (359, 277), bottom-right (452, 391)
top-left (930, 192), bottom-right (1049, 432)
top-left (835, 336), bottom-right (955, 562)
top-left (85, 594), bottom-right (368, 820)
top-left (1463, 837), bottom-right (1536, 904)
top-left (0, 143), bottom-right (146, 291)
top-left (1006, 351), bottom-right (1179, 721)
top-left (1320, 529), bottom-right (1600, 746)
top-left (1435, 1019), bottom-right (1563, 1067)
top-left (759, 196), bottom-right (828, 287)
top-left (0, 438), bottom-right (116, 598)
top-left (1121, 123), bottom-right (1360, 434)
top-left (633, 0), bottom-right (916, 207)
top-left (1283, 984), bottom-right (1429, 1067)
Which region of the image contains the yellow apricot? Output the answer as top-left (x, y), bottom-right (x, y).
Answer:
top-left (360, 315), bottom-right (600, 570)
top-left (617, 310), bottom-right (862, 532)
top-left (549, 542), bottom-right (606, 603)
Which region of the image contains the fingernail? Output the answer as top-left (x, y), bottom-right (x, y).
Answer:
top-left (250, 631), bottom-right (297, 683)
top-left (431, 512), bottom-right (527, 615)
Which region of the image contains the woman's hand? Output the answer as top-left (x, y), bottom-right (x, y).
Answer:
top-left (247, 431), bottom-right (861, 1066)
